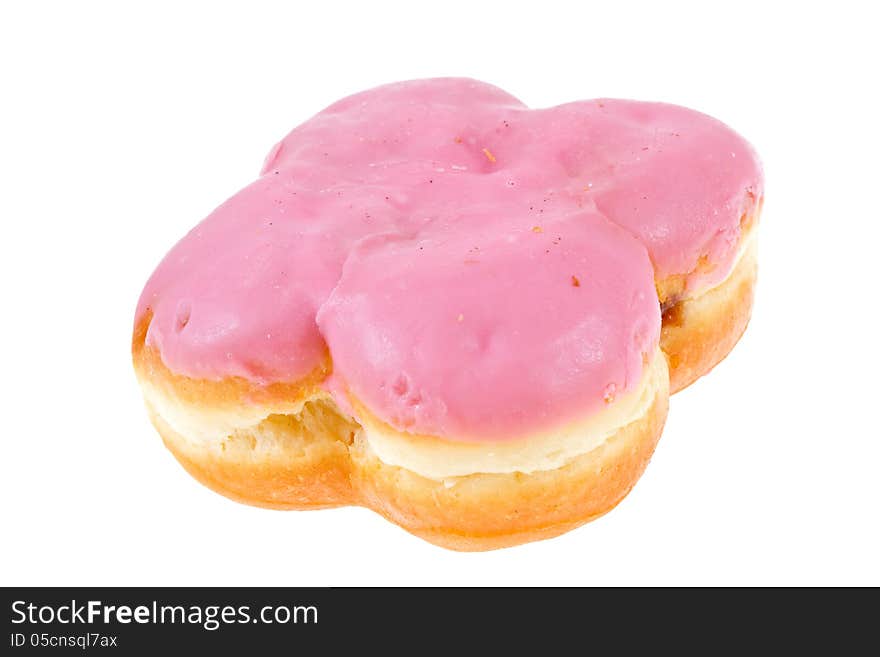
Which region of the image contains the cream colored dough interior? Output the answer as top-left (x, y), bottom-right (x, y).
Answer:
top-left (141, 352), bottom-right (667, 481)
top-left (360, 353), bottom-right (667, 479)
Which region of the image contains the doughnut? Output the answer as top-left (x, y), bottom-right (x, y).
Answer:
top-left (133, 78), bottom-right (762, 550)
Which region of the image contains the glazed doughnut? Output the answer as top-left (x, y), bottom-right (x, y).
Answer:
top-left (133, 78), bottom-right (762, 550)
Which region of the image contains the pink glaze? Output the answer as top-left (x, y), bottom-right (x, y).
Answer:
top-left (136, 78), bottom-right (762, 440)
top-left (317, 208), bottom-right (657, 439)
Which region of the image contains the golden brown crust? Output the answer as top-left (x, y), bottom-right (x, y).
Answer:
top-left (149, 383), bottom-right (667, 550)
top-left (349, 375), bottom-right (668, 550)
top-left (657, 202), bottom-right (761, 393)
top-left (149, 404), bottom-right (359, 510)
top-left (660, 235), bottom-right (758, 393)
top-left (134, 314), bottom-right (356, 509)
top-left (135, 312), bottom-right (669, 549)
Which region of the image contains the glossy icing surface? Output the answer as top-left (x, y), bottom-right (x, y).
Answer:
top-left (137, 78), bottom-right (762, 441)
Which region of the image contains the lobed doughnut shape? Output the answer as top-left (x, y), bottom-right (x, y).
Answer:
top-left (133, 78), bottom-right (763, 550)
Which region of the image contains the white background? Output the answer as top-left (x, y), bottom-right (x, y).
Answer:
top-left (2, 1), bottom-right (878, 586)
